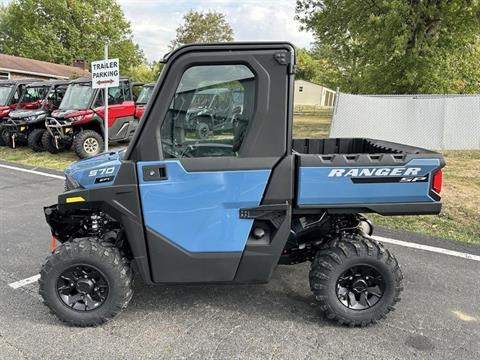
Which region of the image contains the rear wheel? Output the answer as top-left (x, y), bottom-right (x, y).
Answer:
top-left (73, 130), bottom-right (104, 159)
top-left (309, 234), bottom-right (403, 327)
top-left (28, 129), bottom-right (46, 152)
top-left (39, 238), bottom-right (134, 327)
top-left (42, 131), bottom-right (71, 154)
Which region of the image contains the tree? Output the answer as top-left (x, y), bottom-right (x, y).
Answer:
top-left (295, 48), bottom-right (337, 89)
top-left (171, 10), bottom-right (234, 49)
top-left (296, 0), bottom-right (480, 94)
top-left (124, 61), bottom-right (163, 83)
top-left (0, 0), bottom-right (145, 72)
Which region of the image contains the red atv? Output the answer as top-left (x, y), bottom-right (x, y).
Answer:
top-left (0, 79), bottom-right (37, 146)
top-left (44, 77), bottom-right (139, 158)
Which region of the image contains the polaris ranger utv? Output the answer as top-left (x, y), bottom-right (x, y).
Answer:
top-left (40, 43), bottom-right (445, 327)
top-left (0, 79), bottom-right (37, 146)
top-left (3, 80), bottom-right (69, 151)
top-left (44, 77), bottom-right (138, 158)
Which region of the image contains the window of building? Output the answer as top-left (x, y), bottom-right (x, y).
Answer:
top-left (0, 72), bottom-right (10, 80)
top-left (299, 86), bottom-right (303, 92)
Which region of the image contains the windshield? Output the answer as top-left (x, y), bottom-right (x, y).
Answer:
top-left (0, 85), bottom-right (14, 106)
top-left (18, 86), bottom-right (49, 109)
top-left (137, 86), bottom-right (154, 104)
top-left (59, 83), bottom-right (94, 110)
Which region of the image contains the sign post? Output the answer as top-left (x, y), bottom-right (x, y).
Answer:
top-left (91, 46), bottom-right (119, 153)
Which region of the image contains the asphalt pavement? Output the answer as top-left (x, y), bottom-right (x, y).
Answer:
top-left (0, 164), bottom-right (479, 359)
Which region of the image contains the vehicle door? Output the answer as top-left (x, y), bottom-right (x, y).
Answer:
top-left (129, 44), bottom-right (293, 283)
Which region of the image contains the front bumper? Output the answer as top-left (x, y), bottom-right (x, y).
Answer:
top-left (45, 117), bottom-right (74, 139)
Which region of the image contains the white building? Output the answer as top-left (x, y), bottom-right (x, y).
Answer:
top-left (294, 80), bottom-right (336, 107)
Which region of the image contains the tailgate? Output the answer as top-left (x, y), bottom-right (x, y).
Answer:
top-left (296, 154), bottom-right (444, 215)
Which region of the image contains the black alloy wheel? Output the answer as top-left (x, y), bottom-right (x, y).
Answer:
top-left (336, 265), bottom-right (385, 310)
top-left (57, 265), bottom-right (109, 311)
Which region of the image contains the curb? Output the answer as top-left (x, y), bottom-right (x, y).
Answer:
top-left (0, 160), bottom-right (64, 176)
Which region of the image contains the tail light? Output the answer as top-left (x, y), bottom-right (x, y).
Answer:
top-left (432, 169), bottom-right (443, 194)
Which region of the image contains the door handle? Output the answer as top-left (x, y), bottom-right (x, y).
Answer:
top-left (143, 166), bottom-right (168, 181)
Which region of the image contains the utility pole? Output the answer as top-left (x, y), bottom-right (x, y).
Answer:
top-left (104, 43), bottom-right (109, 152)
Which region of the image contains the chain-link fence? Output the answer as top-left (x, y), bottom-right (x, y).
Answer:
top-left (330, 93), bottom-right (480, 150)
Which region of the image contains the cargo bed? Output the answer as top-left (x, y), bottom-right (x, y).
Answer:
top-left (293, 138), bottom-right (444, 215)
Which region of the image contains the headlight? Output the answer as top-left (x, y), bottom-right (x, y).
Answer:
top-left (71, 115), bottom-right (83, 122)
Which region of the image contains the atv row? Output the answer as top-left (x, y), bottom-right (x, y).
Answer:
top-left (0, 79), bottom-right (156, 158)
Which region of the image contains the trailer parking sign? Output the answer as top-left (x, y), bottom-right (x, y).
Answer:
top-left (91, 58), bottom-right (119, 89)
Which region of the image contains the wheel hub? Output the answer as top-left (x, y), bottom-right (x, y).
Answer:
top-left (83, 137), bottom-right (99, 154)
top-left (56, 265), bottom-right (109, 311)
top-left (336, 265), bottom-right (385, 310)
top-left (352, 279), bottom-right (368, 293)
top-left (75, 278), bottom-right (94, 294)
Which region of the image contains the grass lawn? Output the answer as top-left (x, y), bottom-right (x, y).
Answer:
top-left (0, 146), bottom-right (77, 172)
top-left (0, 114), bottom-right (478, 244)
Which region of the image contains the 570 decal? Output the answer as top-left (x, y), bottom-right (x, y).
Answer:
top-left (88, 167), bottom-right (116, 177)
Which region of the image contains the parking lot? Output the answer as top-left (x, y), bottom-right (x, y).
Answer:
top-left (0, 163), bottom-right (479, 359)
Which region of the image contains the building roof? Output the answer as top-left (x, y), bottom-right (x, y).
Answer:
top-left (0, 54), bottom-right (89, 79)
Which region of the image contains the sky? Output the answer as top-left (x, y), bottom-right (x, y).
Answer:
top-left (117, 0), bottom-right (314, 62)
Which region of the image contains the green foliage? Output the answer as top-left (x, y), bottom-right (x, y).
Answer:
top-left (296, 48), bottom-right (337, 89)
top-left (171, 10), bottom-right (234, 49)
top-left (0, 0), bottom-right (145, 72)
top-left (296, 0), bottom-right (480, 94)
top-left (124, 61), bottom-right (163, 83)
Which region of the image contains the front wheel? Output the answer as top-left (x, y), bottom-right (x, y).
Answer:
top-left (0, 127), bottom-right (7, 146)
top-left (309, 234), bottom-right (403, 327)
top-left (28, 129), bottom-right (46, 152)
top-left (42, 131), bottom-right (71, 154)
top-left (73, 130), bottom-right (104, 159)
top-left (196, 122), bottom-right (209, 139)
top-left (39, 238), bottom-right (134, 327)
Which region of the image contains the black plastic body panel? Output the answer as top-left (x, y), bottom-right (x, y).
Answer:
top-left (146, 228), bottom-right (242, 283)
top-left (294, 138), bottom-right (445, 168)
top-left (56, 162), bottom-right (153, 284)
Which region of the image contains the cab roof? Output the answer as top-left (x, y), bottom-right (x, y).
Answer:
top-left (71, 76), bottom-right (131, 84)
top-left (25, 79), bottom-right (70, 88)
top-left (162, 42), bottom-right (295, 63)
top-left (0, 79), bottom-right (42, 86)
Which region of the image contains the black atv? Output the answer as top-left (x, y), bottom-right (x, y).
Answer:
top-left (3, 80), bottom-right (69, 151)
top-left (0, 79), bottom-right (39, 147)
top-left (184, 88), bottom-right (242, 139)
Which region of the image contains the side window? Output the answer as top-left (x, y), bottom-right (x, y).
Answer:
top-left (107, 87), bottom-right (122, 105)
top-left (11, 86), bottom-right (21, 104)
top-left (93, 91), bottom-right (104, 108)
top-left (160, 64), bottom-right (255, 158)
top-left (123, 82), bottom-right (131, 101)
top-left (107, 81), bottom-right (129, 105)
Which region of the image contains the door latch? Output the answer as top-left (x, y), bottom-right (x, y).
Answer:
top-left (143, 166), bottom-right (167, 181)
